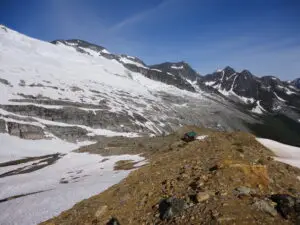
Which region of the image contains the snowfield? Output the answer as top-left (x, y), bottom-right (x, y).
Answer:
top-left (0, 133), bottom-right (94, 163)
top-left (256, 138), bottom-right (300, 169)
top-left (0, 128), bottom-right (144, 225)
top-left (0, 151), bottom-right (144, 225)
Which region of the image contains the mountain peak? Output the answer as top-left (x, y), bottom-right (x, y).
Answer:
top-left (223, 66), bottom-right (236, 76)
top-left (240, 69), bottom-right (253, 77)
top-left (150, 61), bottom-right (201, 81)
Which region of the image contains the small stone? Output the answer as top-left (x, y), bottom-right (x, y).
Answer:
top-left (253, 200), bottom-right (277, 217)
top-left (196, 192), bottom-right (210, 203)
top-left (201, 175), bottom-right (209, 182)
top-left (233, 186), bottom-right (254, 197)
top-left (209, 165), bottom-right (219, 172)
top-left (181, 173), bottom-right (189, 179)
top-left (95, 205), bottom-right (108, 218)
top-left (198, 182), bottom-right (205, 187)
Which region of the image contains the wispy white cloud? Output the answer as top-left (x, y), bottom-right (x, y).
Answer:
top-left (108, 0), bottom-right (176, 33)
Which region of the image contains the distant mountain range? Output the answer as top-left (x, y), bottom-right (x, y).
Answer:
top-left (1, 25), bottom-right (300, 147)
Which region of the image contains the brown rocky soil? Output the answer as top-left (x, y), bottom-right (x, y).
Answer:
top-left (41, 126), bottom-right (300, 225)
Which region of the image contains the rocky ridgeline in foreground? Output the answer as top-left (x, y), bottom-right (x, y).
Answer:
top-left (41, 127), bottom-right (300, 225)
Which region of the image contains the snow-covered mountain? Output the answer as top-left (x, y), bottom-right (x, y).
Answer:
top-left (1, 24), bottom-right (300, 149)
top-left (201, 66), bottom-right (300, 117)
top-left (0, 25), bottom-right (258, 150)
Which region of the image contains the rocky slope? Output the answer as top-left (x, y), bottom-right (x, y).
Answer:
top-left (41, 126), bottom-right (300, 225)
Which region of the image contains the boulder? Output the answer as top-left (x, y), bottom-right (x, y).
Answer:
top-left (270, 194), bottom-right (295, 219)
top-left (253, 200), bottom-right (277, 217)
top-left (159, 197), bottom-right (187, 220)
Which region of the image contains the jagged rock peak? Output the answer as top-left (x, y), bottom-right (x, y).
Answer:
top-left (223, 66), bottom-right (236, 75)
top-left (240, 69), bottom-right (253, 77)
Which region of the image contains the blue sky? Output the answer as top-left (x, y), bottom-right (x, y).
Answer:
top-left (1, 0), bottom-right (300, 79)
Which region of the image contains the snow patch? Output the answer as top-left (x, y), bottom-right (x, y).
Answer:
top-left (286, 88), bottom-right (296, 95)
top-left (101, 49), bottom-right (110, 54)
top-left (0, 133), bottom-right (94, 163)
top-left (217, 88), bottom-right (255, 104)
top-left (150, 68), bottom-right (162, 72)
top-left (171, 65), bottom-right (184, 70)
top-left (204, 81), bottom-right (216, 86)
top-left (0, 152), bottom-right (144, 225)
top-left (273, 92), bottom-right (286, 102)
top-left (256, 138), bottom-right (300, 169)
top-left (119, 57), bottom-right (148, 69)
top-left (251, 101), bottom-right (265, 114)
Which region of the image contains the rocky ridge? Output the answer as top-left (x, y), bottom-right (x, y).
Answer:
top-left (41, 126), bottom-right (300, 225)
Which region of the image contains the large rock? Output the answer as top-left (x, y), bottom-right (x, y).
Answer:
top-left (46, 125), bottom-right (89, 142)
top-left (270, 194), bottom-right (296, 219)
top-left (158, 197), bottom-right (187, 220)
top-left (253, 200), bottom-right (277, 217)
top-left (6, 122), bottom-right (45, 139)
